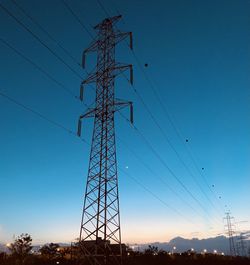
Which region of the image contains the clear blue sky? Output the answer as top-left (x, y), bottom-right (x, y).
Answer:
top-left (0, 0), bottom-right (249, 244)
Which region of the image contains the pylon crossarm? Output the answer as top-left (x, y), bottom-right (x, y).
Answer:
top-left (82, 41), bottom-right (99, 68)
top-left (112, 64), bottom-right (133, 84)
top-left (114, 31), bottom-right (133, 49)
top-left (82, 63), bottom-right (132, 85)
top-left (77, 108), bottom-right (96, 136)
top-left (114, 100), bottom-right (133, 124)
top-left (94, 15), bottom-right (122, 29)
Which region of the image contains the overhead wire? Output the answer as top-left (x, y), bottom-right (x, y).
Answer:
top-left (62, 0), bottom-right (224, 225)
top-left (0, 90), bottom-right (200, 228)
top-left (121, 68), bottom-right (222, 216)
top-left (0, 0), bottom-right (225, 229)
top-left (3, 1), bottom-right (99, 111)
top-left (130, 48), bottom-right (224, 209)
top-left (60, 0), bottom-right (95, 39)
top-left (94, 0), bottom-right (225, 215)
top-left (0, 2), bottom-right (83, 80)
top-left (0, 90), bottom-right (86, 143)
top-left (116, 135), bottom-right (213, 220)
top-left (119, 112), bottom-right (223, 226)
top-left (96, 0), bottom-right (110, 18)
top-left (118, 166), bottom-right (196, 225)
top-left (0, 38), bottom-right (76, 99)
top-left (0, 2), bottom-right (177, 224)
top-left (115, 4), bottom-right (226, 212)
top-left (10, 0), bottom-right (82, 67)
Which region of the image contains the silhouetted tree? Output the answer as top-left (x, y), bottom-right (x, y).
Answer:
top-left (40, 243), bottom-right (60, 260)
top-left (0, 251), bottom-right (7, 261)
top-left (8, 233), bottom-right (32, 264)
top-left (144, 245), bottom-right (158, 255)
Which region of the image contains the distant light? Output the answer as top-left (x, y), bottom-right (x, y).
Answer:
top-left (6, 243), bottom-right (11, 247)
top-left (56, 262), bottom-right (60, 265)
top-left (221, 252), bottom-right (225, 256)
top-left (173, 246), bottom-right (176, 250)
top-left (203, 249), bottom-right (207, 253)
top-left (214, 250), bottom-right (217, 254)
top-left (57, 248), bottom-right (60, 252)
top-left (191, 248), bottom-right (194, 251)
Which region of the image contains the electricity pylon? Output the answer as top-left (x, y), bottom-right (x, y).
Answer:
top-left (77, 15), bottom-right (133, 265)
top-left (224, 212), bottom-right (236, 256)
top-left (236, 232), bottom-right (247, 257)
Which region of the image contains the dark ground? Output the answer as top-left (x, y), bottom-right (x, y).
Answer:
top-left (1, 253), bottom-right (250, 265)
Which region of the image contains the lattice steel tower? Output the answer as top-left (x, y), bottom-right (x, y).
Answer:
top-left (224, 212), bottom-right (236, 256)
top-left (77, 15), bottom-right (133, 265)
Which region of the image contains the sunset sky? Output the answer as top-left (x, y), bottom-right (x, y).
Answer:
top-left (0, 0), bottom-right (249, 244)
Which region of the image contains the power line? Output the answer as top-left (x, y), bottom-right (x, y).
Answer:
top-left (25, 0), bottom-right (224, 227)
top-left (75, 136), bottom-right (201, 227)
top-left (10, 0), bottom-right (82, 67)
top-left (0, 0), bottom-right (225, 239)
top-left (0, 37), bottom-right (93, 110)
top-left (96, 0), bottom-right (110, 18)
top-left (120, 72), bottom-right (223, 216)
top-left (0, 90), bottom-right (85, 143)
top-left (97, 0), bottom-right (225, 215)
top-left (0, 3), bottom-right (95, 108)
top-left (123, 18), bottom-right (226, 212)
top-left (0, 38), bottom-right (77, 99)
top-left (0, 81), bottom-right (197, 232)
top-left (0, 2), bottom-right (83, 80)
top-left (116, 135), bottom-right (215, 221)
top-left (60, 0), bottom-right (94, 39)
top-left (0, 89), bottom-right (216, 232)
top-left (118, 112), bottom-right (222, 226)
top-left (70, 1), bottom-right (223, 224)
top-left (118, 166), bottom-right (196, 225)
top-left (130, 49), bottom-right (224, 207)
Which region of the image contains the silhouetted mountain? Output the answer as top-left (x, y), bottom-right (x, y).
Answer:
top-left (1, 236), bottom-right (250, 256)
top-left (133, 235), bottom-right (250, 255)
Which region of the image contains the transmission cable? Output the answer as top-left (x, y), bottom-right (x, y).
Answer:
top-left (0, 2), bottom-right (83, 80)
top-left (98, 0), bottom-right (225, 214)
top-left (1, 89), bottom-right (221, 229)
top-left (60, 0), bottom-right (94, 39)
top-left (0, 38), bottom-right (77, 99)
top-left (10, 0), bottom-right (82, 67)
top-left (118, 112), bottom-right (222, 226)
top-left (65, 0), bottom-right (224, 223)
top-left (116, 135), bottom-right (215, 221)
top-left (0, 90), bottom-right (86, 143)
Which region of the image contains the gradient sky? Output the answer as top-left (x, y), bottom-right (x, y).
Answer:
top-left (0, 0), bottom-right (249, 245)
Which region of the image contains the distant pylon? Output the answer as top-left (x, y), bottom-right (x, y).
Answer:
top-left (77, 15), bottom-right (133, 265)
top-left (236, 232), bottom-right (247, 257)
top-left (224, 212), bottom-right (236, 256)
